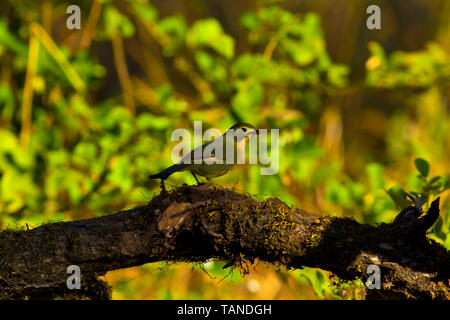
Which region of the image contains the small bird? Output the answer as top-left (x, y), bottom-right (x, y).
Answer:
top-left (149, 123), bottom-right (259, 186)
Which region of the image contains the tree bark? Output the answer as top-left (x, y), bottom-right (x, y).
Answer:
top-left (0, 184), bottom-right (448, 299)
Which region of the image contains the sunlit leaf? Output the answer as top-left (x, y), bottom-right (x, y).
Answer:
top-left (414, 158), bottom-right (430, 178)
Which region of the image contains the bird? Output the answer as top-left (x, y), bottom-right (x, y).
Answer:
top-left (149, 123), bottom-right (259, 187)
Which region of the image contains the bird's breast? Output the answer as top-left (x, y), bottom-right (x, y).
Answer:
top-left (191, 163), bottom-right (235, 178)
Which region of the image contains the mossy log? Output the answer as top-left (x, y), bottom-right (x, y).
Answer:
top-left (0, 184), bottom-right (448, 299)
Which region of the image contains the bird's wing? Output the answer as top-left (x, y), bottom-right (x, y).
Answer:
top-left (180, 138), bottom-right (226, 164)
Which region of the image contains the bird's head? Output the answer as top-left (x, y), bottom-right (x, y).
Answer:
top-left (227, 123), bottom-right (259, 142)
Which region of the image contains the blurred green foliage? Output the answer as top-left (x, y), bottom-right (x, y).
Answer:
top-left (0, 0), bottom-right (449, 299)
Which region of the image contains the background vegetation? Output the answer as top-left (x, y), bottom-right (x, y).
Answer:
top-left (0, 0), bottom-right (449, 299)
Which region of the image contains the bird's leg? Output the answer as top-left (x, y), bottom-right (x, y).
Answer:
top-left (160, 179), bottom-right (166, 193)
top-left (191, 171), bottom-right (202, 185)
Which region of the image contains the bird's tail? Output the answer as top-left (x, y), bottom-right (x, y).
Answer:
top-left (148, 163), bottom-right (188, 180)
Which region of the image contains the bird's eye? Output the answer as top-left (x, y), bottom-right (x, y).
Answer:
top-left (242, 128), bottom-right (247, 132)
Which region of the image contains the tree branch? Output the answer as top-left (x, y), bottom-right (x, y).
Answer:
top-left (0, 184), bottom-right (448, 299)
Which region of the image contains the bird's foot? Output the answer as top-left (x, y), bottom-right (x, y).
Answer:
top-left (191, 171), bottom-right (203, 185)
top-left (160, 179), bottom-right (167, 193)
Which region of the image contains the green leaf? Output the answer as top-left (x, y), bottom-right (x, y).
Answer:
top-left (0, 18), bottom-right (28, 58)
top-left (137, 113), bottom-right (172, 130)
top-left (311, 162), bottom-right (340, 186)
top-left (132, 3), bottom-right (159, 22)
top-left (366, 162), bottom-right (385, 190)
top-left (296, 268), bottom-right (329, 298)
top-left (194, 51), bottom-right (227, 82)
top-left (186, 19), bottom-right (234, 59)
top-left (414, 158), bottom-right (430, 177)
top-left (385, 187), bottom-right (411, 209)
top-left (73, 142), bottom-right (98, 166)
top-left (104, 5), bottom-right (135, 38)
top-left (231, 79), bottom-right (263, 121)
top-left (159, 15), bottom-right (187, 55)
top-left (108, 156), bottom-right (133, 192)
top-left (240, 12), bottom-right (259, 30)
top-left (428, 176), bottom-right (441, 185)
top-left (159, 15), bottom-right (187, 39)
top-left (438, 175), bottom-right (450, 192)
